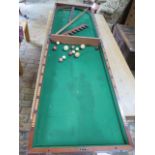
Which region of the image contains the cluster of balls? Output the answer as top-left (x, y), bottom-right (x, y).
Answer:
top-left (52, 41), bottom-right (86, 62)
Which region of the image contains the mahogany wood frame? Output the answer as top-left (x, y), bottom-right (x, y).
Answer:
top-left (28, 2), bottom-right (134, 154)
top-left (50, 34), bottom-right (100, 46)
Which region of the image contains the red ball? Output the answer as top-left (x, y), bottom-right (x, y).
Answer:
top-left (52, 45), bottom-right (57, 51)
top-left (68, 51), bottom-right (73, 56)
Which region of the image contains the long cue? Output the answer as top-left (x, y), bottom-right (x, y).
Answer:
top-left (68, 6), bottom-right (75, 22)
top-left (56, 8), bottom-right (88, 35)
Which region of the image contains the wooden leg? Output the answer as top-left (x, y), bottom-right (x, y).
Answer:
top-left (25, 21), bottom-right (30, 42)
top-left (19, 59), bottom-right (23, 76)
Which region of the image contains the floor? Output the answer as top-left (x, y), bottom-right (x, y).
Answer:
top-left (19, 1), bottom-right (135, 155)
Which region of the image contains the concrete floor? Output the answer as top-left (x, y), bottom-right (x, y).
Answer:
top-left (19, 1), bottom-right (135, 155)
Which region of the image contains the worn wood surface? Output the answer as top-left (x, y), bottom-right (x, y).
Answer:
top-left (95, 14), bottom-right (135, 118)
top-left (19, 59), bottom-right (23, 76)
top-left (19, 21), bottom-right (30, 76)
top-left (114, 24), bottom-right (135, 52)
top-left (113, 24), bottom-right (135, 70)
top-left (19, 21), bottom-right (30, 42)
top-left (125, 0), bottom-right (135, 27)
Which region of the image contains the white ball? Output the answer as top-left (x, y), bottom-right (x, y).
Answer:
top-left (72, 45), bottom-right (75, 49)
top-left (64, 45), bottom-right (69, 51)
top-left (80, 44), bottom-right (85, 49)
top-left (75, 52), bottom-right (80, 58)
top-left (56, 41), bottom-right (60, 45)
top-left (72, 50), bottom-right (76, 54)
top-left (62, 55), bottom-right (66, 60)
top-left (75, 47), bottom-right (79, 51)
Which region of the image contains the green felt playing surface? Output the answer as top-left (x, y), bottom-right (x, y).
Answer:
top-left (51, 8), bottom-right (97, 37)
top-left (32, 7), bottom-right (129, 148)
top-left (33, 44), bottom-right (128, 147)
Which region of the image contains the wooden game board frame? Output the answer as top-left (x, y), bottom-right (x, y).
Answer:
top-left (28, 2), bottom-right (134, 154)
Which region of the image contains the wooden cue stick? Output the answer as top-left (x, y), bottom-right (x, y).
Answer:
top-left (56, 8), bottom-right (88, 35)
top-left (69, 6), bottom-right (75, 22)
